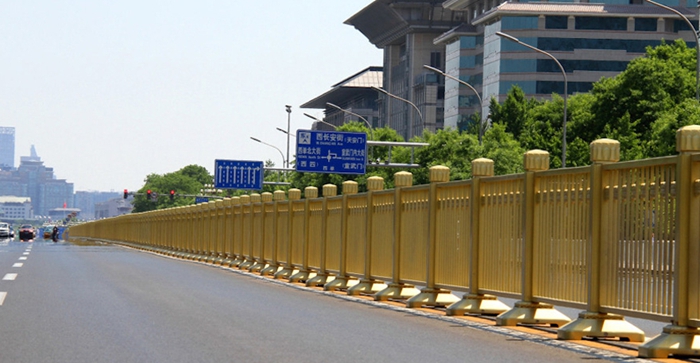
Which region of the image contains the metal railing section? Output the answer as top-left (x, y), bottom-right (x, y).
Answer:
top-left (68, 126), bottom-right (700, 359)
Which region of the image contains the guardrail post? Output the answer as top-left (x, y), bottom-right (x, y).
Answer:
top-left (446, 158), bottom-right (509, 315)
top-left (221, 199), bottom-right (234, 266)
top-left (307, 184), bottom-right (337, 287)
top-left (250, 192), bottom-right (273, 273)
top-left (232, 196), bottom-right (249, 267)
top-left (214, 199), bottom-right (226, 265)
top-left (261, 191), bottom-right (287, 276)
top-left (640, 125), bottom-right (700, 358)
top-left (348, 176), bottom-right (388, 295)
top-left (496, 150), bottom-right (570, 325)
top-left (290, 187), bottom-right (318, 283)
top-left (406, 166), bottom-right (460, 308)
top-left (375, 172), bottom-right (421, 301)
top-left (239, 194), bottom-right (261, 269)
top-left (229, 197), bottom-right (244, 267)
top-left (195, 203), bottom-right (208, 261)
top-left (205, 201), bottom-right (218, 263)
top-left (324, 181), bottom-right (360, 291)
top-left (558, 138), bottom-right (644, 341)
top-left (275, 189), bottom-right (301, 279)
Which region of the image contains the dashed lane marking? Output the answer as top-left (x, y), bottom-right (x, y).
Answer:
top-left (22, 252), bottom-right (29, 255)
top-left (12, 263), bottom-right (23, 268)
top-left (19, 257), bottom-right (27, 260)
top-left (0, 292), bottom-right (6, 305)
top-left (3, 273), bottom-right (17, 281)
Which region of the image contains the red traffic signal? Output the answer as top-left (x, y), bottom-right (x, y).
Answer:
top-left (146, 189), bottom-right (152, 200)
top-left (170, 190), bottom-right (175, 200)
top-left (123, 189), bottom-right (128, 199)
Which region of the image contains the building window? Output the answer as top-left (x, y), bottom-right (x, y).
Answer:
top-left (675, 19), bottom-right (700, 32)
top-left (635, 18), bottom-right (657, 32)
top-left (575, 17), bottom-right (627, 31)
top-left (502, 16), bottom-right (539, 30)
top-left (545, 16), bottom-right (568, 30)
top-left (430, 52), bottom-right (441, 68)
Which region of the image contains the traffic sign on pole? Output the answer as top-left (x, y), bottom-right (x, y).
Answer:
top-left (295, 129), bottom-right (366, 174)
top-left (214, 160), bottom-right (264, 190)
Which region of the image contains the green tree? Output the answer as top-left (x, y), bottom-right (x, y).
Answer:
top-left (489, 86), bottom-right (535, 137)
top-left (132, 165), bottom-right (213, 213)
top-left (589, 39), bottom-right (697, 158)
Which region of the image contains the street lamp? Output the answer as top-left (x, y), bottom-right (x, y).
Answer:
top-left (250, 137), bottom-right (286, 169)
top-left (644, 0), bottom-right (700, 101)
top-left (496, 31), bottom-right (568, 167)
top-left (371, 86), bottom-right (424, 137)
top-left (325, 102), bottom-right (374, 140)
top-left (303, 113), bottom-right (338, 130)
top-left (276, 127), bottom-right (296, 138)
top-left (285, 105), bottom-right (292, 170)
top-left (423, 64), bottom-right (486, 144)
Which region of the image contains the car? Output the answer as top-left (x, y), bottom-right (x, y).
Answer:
top-left (43, 225), bottom-right (55, 239)
top-left (18, 225), bottom-right (36, 241)
top-left (0, 223), bottom-right (9, 238)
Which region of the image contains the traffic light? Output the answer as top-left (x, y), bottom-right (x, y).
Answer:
top-left (170, 190), bottom-right (175, 200)
top-left (123, 189), bottom-right (128, 199)
top-left (147, 189), bottom-right (152, 200)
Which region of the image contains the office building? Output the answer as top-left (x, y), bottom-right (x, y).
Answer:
top-left (438, 0), bottom-right (698, 129)
top-left (74, 191), bottom-right (121, 220)
top-left (0, 127), bottom-right (15, 170)
top-left (301, 66), bottom-right (383, 131)
top-left (0, 196), bottom-right (33, 220)
top-left (95, 198), bottom-right (133, 219)
top-left (0, 146), bottom-right (74, 216)
top-left (345, 1), bottom-right (468, 140)
top-left (341, 1), bottom-right (697, 137)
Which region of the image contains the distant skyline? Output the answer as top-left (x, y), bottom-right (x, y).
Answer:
top-left (1, 1), bottom-right (382, 192)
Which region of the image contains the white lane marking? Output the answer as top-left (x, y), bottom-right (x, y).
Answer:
top-left (12, 263), bottom-right (23, 268)
top-left (3, 273), bottom-right (17, 281)
top-left (0, 292), bottom-right (6, 305)
top-left (22, 252), bottom-right (29, 255)
top-left (19, 257), bottom-right (27, 260)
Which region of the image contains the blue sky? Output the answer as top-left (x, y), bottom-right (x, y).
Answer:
top-left (0, 1), bottom-right (382, 192)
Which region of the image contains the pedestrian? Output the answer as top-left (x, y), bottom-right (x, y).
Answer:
top-left (52, 226), bottom-right (59, 242)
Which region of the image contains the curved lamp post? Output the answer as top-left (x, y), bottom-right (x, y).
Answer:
top-left (285, 105), bottom-right (292, 170)
top-left (497, 31), bottom-right (568, 167)
top-left (250, 137), bottom-right (285, 169)
top-left (371, 86), bottom-right (424, 137)
top-left (423, 64), bottom-right (485, 144)
top-left (325, 102), bottom-right (374, 140)
top-left (303, 113), bottom-right (338, 130)
top-left (644, 0), bottom-right (700, 101)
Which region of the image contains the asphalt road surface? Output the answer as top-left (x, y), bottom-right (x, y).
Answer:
top-left (0, 238), bottom-right (655, 363)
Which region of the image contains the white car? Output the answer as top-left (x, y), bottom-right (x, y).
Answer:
top-left (0, 223), bottom-right (10, 238)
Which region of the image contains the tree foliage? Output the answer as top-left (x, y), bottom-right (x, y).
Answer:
top-left (130, 42), bottom-right (700, 211)
top-left (132, 165), bottom-right (212, 213)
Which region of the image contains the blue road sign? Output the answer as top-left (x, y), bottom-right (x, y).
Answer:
top-left (214, 160), bottom-right (264, 190)
top-left (195, 197), bottom-right (209, 204)
top-left (295, 130), bottom-right (366, 174)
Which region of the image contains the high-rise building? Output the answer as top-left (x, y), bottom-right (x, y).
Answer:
top-left (439, 0), bottom-right (697, 129)
top-left (344, 1), bottom-right (697, 137)
top-left (345, 1), bottom-right (468, 141)
top-left (300, 67), bottom-right (383, 131)
top-left (0, 127), bottom-right (15, 170)
top-left (0, 146), bottom-right (73, 216)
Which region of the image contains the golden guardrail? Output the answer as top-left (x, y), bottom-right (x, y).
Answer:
top-left (68, 125), bottom-right (700, 359)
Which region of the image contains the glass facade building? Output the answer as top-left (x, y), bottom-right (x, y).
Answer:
top-left (440, 0), bottom-right (698, 129)
top-left (0, 127), bottom-right (15, 170)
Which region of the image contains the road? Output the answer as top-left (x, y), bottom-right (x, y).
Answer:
top-left (0, 238), bottom-right (654, 363)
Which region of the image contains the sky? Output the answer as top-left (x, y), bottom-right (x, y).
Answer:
top-left (0, 1), bottom-right (382, 192)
